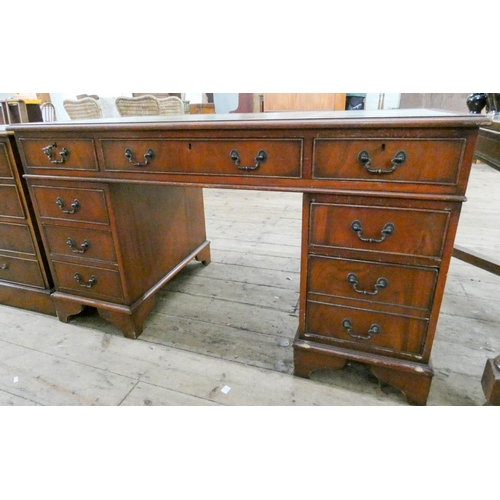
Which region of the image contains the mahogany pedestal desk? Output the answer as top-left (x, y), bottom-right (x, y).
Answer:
top-left (9, 110), bottom-right (488, 405)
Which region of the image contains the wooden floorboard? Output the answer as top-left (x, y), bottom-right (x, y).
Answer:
top-left (1, 163), bottom-right (499, 406)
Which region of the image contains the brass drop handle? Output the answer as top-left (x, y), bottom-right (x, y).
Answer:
top-left (347, 273), bottom-right (388, 295)
top-left (230, 149), bottom-right (267, 171)
top-left (342, 319), bottom-right (380, 340)
top-left (351, 220), bottom-right (395, 243)
top-left (56, 197), bottom-right (80, 214)
top-left (1, 263), bottom-right (8, 270)
top-left (67, 238), bottom-right (90, 254)
top-left (358, 150), bottom-right (407, 174)
top-left (124, 148), bottom-right (155, 167)
top-left (42, 144), bottom-right (70, 164)
top-left (74, 273), bottom-right (97, 288)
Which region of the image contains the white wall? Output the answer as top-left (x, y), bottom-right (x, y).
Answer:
top-left (185, 93), bottom-right (203, 104)
top-left (366, 93), bottom-right (401, 110)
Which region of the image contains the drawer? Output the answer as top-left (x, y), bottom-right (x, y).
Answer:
top-left (0, 222), bottom-right (36, 254)
top-left (305, 300), bottom-right (428, 358)
top-left (312, 138), bottom-right (465, 185)
top-left (309, 201), bottom-right (450, 259)
top-left (308, 256), bottom-right (438, 311)
top-left (18, 138), bottom-right (98, 171)
top-left (0, 185), bottom-right (25, 219)
top-left (31, 185), bottom-right (110, 225)
top-left (52, 261), bottom-right (124, 301)
top-left (0, 253), bottom-right (45, 288)
top-left (43, 225), bottom-right (117, 263)
top-left (100, 139), bottom-right (302, 178)
top-left (0, 142), bottom-right (13, 178)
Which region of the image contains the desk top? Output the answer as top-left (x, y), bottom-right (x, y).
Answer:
top-left (8, 108), bottom-right (489, 200)
top-left (7, 109), bottom-right (492, 133)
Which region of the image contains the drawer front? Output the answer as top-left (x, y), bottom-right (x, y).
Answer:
top-left (31, 185), bottom-right (110, 225)
top-left (52, 261), bottom-right (124, 301)
top-left (100, 139), bottom-right (303, 178)
top-left (309, 202), bottom-right (450, 259)
top-left (43, 225), bottom-right (117, 262)
top-left (0, 185), bottom-right (25, 219)
top-left (0, 253), bottom-right (45, 288)
top-left (306, 300), bottom-right (428, 357)
top-left (19, 138), bottom-right (98, 171)
top-left (0, 142), bottom-right (13, 178)
top-left (0, 222), bottom-right (36, 254)
top-left (313, 138), bottom-right (465, 185)
top-left (308, 256), bottom-right (438, 311)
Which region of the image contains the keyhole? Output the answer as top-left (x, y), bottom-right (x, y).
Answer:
top-left (188, 143), bottom-right (192, 150)
top-left (381, 143), bottom-right (386, 151)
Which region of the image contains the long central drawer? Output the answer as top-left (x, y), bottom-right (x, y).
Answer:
top-left (99, 139), bottom-right (303, 178)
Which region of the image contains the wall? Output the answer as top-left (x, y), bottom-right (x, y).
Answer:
top-left (366, 93), bottom-right (401, 110)
top-left (399, 93), bottom-right (470, 112)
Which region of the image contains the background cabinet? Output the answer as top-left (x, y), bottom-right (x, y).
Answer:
top-left (262, 93), bottom-right (346, 112)
top-left (0, 129), bottom-right (55, 314)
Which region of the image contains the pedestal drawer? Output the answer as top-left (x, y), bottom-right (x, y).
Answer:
top-left (0, 143), bottom-right (13, 178)
top-left (309, 201), bottom-right (450, 259)
top-left (313, 138), bottom-right (465, 185)
top-left (43, 225), bottom-right (117, 263)
top-left (308, 255), bottom-right (438, 311)
top-left (0, 185), bottom-right (25, 219)
top-left (100, 139), bottom-right (303, 178)
top-left (0, 222), bottom-right (36, 254)
top-left (52, 261), bottom-right (124, 301)
top-left (0, 254), bottom-right (45, 287)
top-left (18, 138), bottom-right (98, 171)
top-left (31, 185), bottom-right (110, 225)
top-left (305, 300), bottom-right (428, 358)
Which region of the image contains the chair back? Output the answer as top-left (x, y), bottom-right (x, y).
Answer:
top-left (158, 96), bottom-right (185, 115)
top-left (115, 95), bottom-right (160, 117)
top-left (63, 97), bottom-right (102, 120)
top-left (40, 102), bottom-right (56, 122)
top-left (1, 99), bottom-right (29, 123)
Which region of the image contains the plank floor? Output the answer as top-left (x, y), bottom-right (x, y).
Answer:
top-left (1, 163), bottom-right (499, 406)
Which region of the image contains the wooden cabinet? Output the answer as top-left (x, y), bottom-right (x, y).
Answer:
top-left (0, 128), bottom-right (55, 314)
top-left (262, 93), bottom-right (346, 111)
